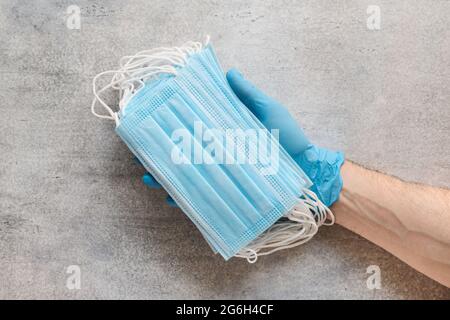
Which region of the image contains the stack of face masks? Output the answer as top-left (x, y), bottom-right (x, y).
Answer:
top-left (92, 38), bottom-right (334, 262)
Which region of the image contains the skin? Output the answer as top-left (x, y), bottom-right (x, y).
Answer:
top-left (142, 68), bottom-right (450, 287)
top-left (336, 161), bottom-right (450, 287)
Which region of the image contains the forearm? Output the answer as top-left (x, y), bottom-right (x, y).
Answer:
top-left (332, 161), bottom-right (450, 287)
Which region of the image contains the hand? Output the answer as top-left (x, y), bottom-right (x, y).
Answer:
top-left (141, 68), bottom-right (344, 207)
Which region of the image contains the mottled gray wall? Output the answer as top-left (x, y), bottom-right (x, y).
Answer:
top-left (0, 1), bottom-right (449, 299)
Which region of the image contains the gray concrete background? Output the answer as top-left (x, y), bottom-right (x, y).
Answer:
top-left (1, 0), bottom-right (449, 299)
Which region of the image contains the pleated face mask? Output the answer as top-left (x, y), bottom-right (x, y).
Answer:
top-left (92, 38), bottom-right (334, 262)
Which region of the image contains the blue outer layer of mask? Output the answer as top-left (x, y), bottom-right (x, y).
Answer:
top-left (115, 45), bottom-right (313, 259)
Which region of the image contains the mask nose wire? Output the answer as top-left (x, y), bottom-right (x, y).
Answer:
top-left (91, 37), bottom-right (209, 126)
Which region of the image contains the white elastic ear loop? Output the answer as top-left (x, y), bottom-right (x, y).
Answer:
top-left (204, 35), bottom-right (211, 46)
top-left (302, 188), bottom-right (335, 226)
top-left (91, 70), bottom-right (121, 122)
top-left (91, 39), bottom-right (207, 125)
top-left (236, 188), bottom-right (335, 263)
top-left (235, 209), bottom-right (318, 263)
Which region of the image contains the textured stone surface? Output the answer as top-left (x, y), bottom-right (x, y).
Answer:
top-left (0, 0), bottom-right (449, 299)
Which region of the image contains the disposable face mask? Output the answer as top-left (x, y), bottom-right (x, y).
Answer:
top-left (91, 38), bottom-right (334, 262)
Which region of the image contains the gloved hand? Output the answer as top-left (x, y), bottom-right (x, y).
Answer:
top-left (141, 68), bottom-right (344, 207)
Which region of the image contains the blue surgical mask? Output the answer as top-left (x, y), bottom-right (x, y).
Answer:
top-left (91, 39), bottom-right (334, 262)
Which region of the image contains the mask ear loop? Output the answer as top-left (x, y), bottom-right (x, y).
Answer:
top-left (91, 38), bottom-right (208, 125)
top-left (236, 188), bottom-right (335, 263)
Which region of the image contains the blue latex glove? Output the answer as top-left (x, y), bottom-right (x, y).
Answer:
top-left (142, 68), bottom-right (344, 207)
